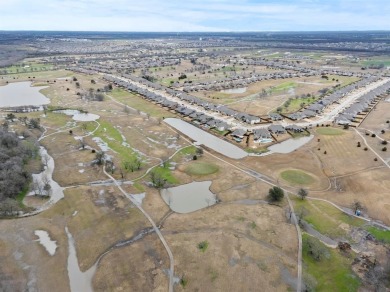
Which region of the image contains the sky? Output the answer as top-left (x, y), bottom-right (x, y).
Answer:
top-left (0, 0), bottom-right (390, 32)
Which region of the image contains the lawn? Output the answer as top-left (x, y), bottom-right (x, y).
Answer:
top-left (302, 233), bottom-right (360, 291)
top-left (151, 166), bottom-right (178, 184)
top-left (185, 162), bottom-right (219, 176)
top-left (281, 96), bottom-right (317, 113)
top-left (269, 81), bottom-right (297, 93)
top-left (85, 118), bottom-right (137, 162)
top-left (178, 146), bottom-right (198, 156)
top-left (316, 127), bottom-right (345, 136)
top-left (366, 227), bottom-right (390, 244)
top-left (293, 198), bottom-right (364, 239)
top-left (280, 169), bottom-right (315, 185)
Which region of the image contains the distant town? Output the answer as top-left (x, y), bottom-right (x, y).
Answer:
top-left (1, 31), bottom-right (390, 292)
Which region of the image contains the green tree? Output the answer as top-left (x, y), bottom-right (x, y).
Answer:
top-left (268, 186), bottom-right (284, 202)
top-left (150, 170), bottom-right (167, 189)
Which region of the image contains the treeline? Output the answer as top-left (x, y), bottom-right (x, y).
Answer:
top-left (0, 129), bottom-right (38, 201)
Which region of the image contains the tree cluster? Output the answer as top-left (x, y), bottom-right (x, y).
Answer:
top-left (0, 129), bottom-right (37, 201)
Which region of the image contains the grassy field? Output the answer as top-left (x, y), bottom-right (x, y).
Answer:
top-left (269, 81), bottom-right (297, 94)
top-left (316, 127), bottom-right (345, 135)
top-left (0, 63), bottom-right (55, 74)
top-left (185, 162), bottom-right (219, 176)
top-left (366, 227), bottom-right (390, 244)
top-left (152, 166), bottom-right (178, 184)
top-left (280, 169), bottom-right (315, 186)
top-left (302, 233), bottom-right (360, 291)
top-left (281, 96), bottom-right (317, 113)
top-left (293, 198), bottom-right (364, 238)
top-left (85, 118), bottom-right (137, 162)
top-left (109, 88), bottom-right (175, 118)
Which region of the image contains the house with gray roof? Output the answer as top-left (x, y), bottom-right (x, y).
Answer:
top-left (268, 124), bottom-right (286, 134)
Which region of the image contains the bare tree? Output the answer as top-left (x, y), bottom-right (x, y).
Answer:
top-left (298, 188), bottom-right (308, 200)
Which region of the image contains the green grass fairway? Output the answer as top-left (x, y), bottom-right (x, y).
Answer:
top-left (302, 234), bottom-right (360, 291)
top-left (280, 169), bottom-right (315, 185)
top-left (185, 162), bottom-right (219, 176)
top-left (316, 127), bottom-right (345, 135)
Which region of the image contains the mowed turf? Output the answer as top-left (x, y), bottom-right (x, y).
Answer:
top-left (280, 169), bottom-right (315, 185)
top-left (302, 233), bottom-right (360, 292)
top-left (185, 162), bottom-right (219, 176)
top-left (316, 127), bottom-right (345, 136)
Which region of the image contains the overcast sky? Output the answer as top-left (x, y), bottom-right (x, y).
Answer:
top-left (1, 0), bottom-right (389, 31)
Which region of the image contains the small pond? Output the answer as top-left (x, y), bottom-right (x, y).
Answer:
top-left (221, 87), bottom-right (247, 94)
top-left (34, 230), bottom-right (57, 256)
top-left (0, 82), bottom-right (49, 107)
top-left (268, 135), bottom-right (314, 154)
top-left (164, 118), bottom-right (247, 159)
top-left (72, 113), bottom-right (100, 121)
top-left (53, 109), bottom-right (99, 121)
top-left (160, 181), bottom-right (216, 213)
top-left (53, 109), bottom-right (81, 116)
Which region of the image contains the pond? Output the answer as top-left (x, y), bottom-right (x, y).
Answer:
top-left (0, 82), bottom-right (49, 107)
top-left (221, 87), bottom-right (247, 94)
top-left (72, 113), bottom-right (100, 121)
top-left (164, 118), bottom-right (248, 159)
top-left (268, 135), bottom-right (314, 154)
top-left (160, 181), bottom-right (216, 213)
top-left (53, 109), bottom-right (100, 121)
top-left (34, 230), bottom-right (57, 256)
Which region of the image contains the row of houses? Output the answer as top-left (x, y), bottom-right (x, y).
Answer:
top-left (231, 124), bottom-right (304, 143)
top-left (182, 71), bottom-right (316, 92)
top-left (335, 81), bottom-right (390, 125)
top-left (109, 73), bottom-right (263, 125)
top-left (104, 75), bottom-right (231, 132)
top-left (287, 76), bottom-right (380, 121)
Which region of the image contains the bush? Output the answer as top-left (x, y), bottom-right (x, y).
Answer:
top-left (197, 240), bottom-right (209, 252)
top-left (371, 133), bottom-right (376, 137)
top-left (382, 147), bottom-right (387, 152)
top-left (364, 147), bottom-right (368, 151)
top-left (268, 186), bottom-right (284, 202)
top-left (382, 140), bottom-right (388, 145)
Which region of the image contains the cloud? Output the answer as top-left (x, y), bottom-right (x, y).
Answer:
top-left (0, 0), bottom-right (389, 31)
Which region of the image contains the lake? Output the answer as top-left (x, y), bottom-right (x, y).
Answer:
top-left (0, 82), bottom-right (49, 107)
top-left (221, 87), bottom-right (247, 94)
top-left (164, 118), bottom-right (248, 159)
top-left (161, 181), bottom-right (216, 213)
top-left (268, 135), bottom-right (314, 154)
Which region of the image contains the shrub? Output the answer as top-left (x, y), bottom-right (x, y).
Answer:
top-left (197, 241), bottom-right (209, 252)
top-left (382, 140), bottom-right (388, 145)
top-left (268, 186), bottom-right (284, 202)
top-left (371, 133), bottom-right (376, 137)
top-left (382, 147), bottom-right (387, 152)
